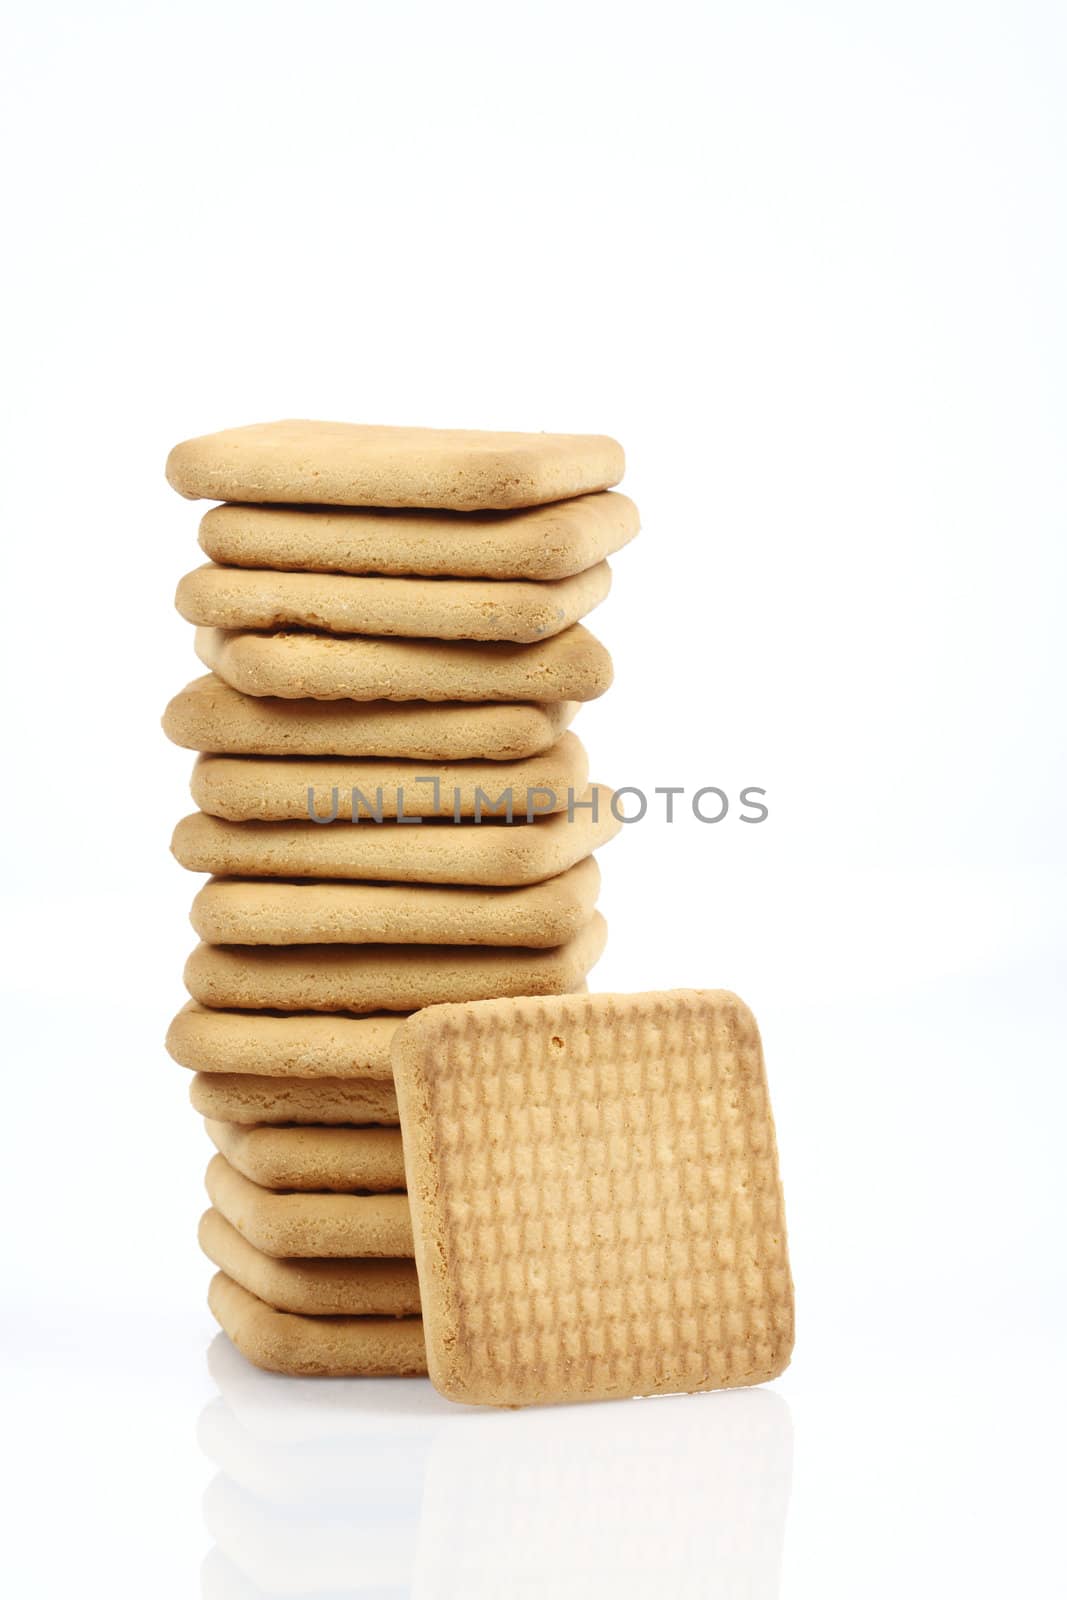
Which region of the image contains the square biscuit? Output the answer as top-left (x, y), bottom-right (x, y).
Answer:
top-left (183, 913), bottom-right (607, 1013)
top-left (167, 1004), bottom-right (403, 1079)
top-left (165, 419), bottom-right (624, 511)
top-left (204, 1120), bottom-right (406, 1192)
top-left (194, 622), bottom-right (612, 704)
top-left (198, 492), bottom-right (638, 581)
top-left (391, 989), bottom-right (794, 1407)
top-left (199, 1210), bottom-right (420, 1317)
top-left (189, 732), bottom-right (588, 821)
top-left (164, 675), bottom-right (578, 760)
top-left (172, 785), bottom-right (620, 885)
top-left (208, 1272), bottom-right (427, 1377)
top-left (190, 1072), bottom-right (399, 1125)
top-left (176, 560), bottom-right (612, 643)
top-left (206, 1153), bottom-right (412, 1257)
top-left (189, 857), bottom-right (600, 949)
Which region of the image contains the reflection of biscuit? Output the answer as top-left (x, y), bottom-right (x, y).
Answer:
top-left (165, 419), bottom-right (624, 511)
top-left (204, 1119), bottom-right (405, 1192)
top-left (164, 674), bottom-right (578, 760)
top-left (191, 858), bottom-right (600, 949)
top-left (392, 989), bottom-right (795, 1407)
top-left (191, 1073), bottom-right (399, 1125)
top-left (198, 491), bottom-right (639, 580)
top-left (199, 1211), bottom-right (420, 1317)
top-left (184, 914), bottom-right (607, 1013)
top-left (195, 622), bottom-right (612, 704)
top-left (173, 786), bottom-right (620, 885)
top-left (207, 1271), bottom-right (427, 1377)
top-left (206, 1153), bottom-right (412, 1257)
top-left (190, 732), bottom-right (588, 821)
top-left (176, 561), bottom-right (612, 643)
top-left (167, 1003), bottom-right (401, 1079)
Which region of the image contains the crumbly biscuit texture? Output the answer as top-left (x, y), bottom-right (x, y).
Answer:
top-left (207, 1271), bottom-right (427, 1377)
top-left (164, 674), bottom-right (578, 759)
top-left (190, 1072), bottom-right (399, 1125)
top-left (392, 989), bottom-right (794, 1407)
top-left (172, 785), bottom-right (620, 885)
top-left (198, 491), bottom-right (639, 580)
top-left (204, 1119), bottom-right (406, 1192)
top-left (194, 622), bottom-right (612, 704)
top-left (184, 913), bottom-right (607, 1014)
top-left (176, 561), bottom-right (612, 642)
top-left (206, 1153), bottom-right (413, 1257)
top-left (199, 1210), bottom-right (420, 1317)
top-left (167, 1004), bottom-right (402, 1079)
top-left (165, 420), bottom-right (624, 511)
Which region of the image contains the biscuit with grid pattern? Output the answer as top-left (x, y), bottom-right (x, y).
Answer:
top-left (208, 1271), bottom-right (427, 1377)
top-left (191, 1073), bottom-right (399, 1125)
top-left (176, 560), bottom-right (612, 643)
top-left (189, 731), bottom-right (588, 822)
top-left (164, 674), bottom-right (578, 759)
top-left (206, 1153), bottom-right (412, 1257)
top-left (195, 622), bottom-right (612, 704)
top-left (190, 858), bottom-right (600, 949)
top-left (204, 1120), bottom-right (406, 1192)
top-left (166, 419), bottom-right (624, 511)
top-left (172, 785), bottom-right (619, 885)
top-left (391, 989), bottom-right (794, 1407)
top-left (199, 491), bottom-right (638, 582)
top-left (184, 913), bottom-right (607, 1013)
top-left (199, 1210), bottom-right (420, 1316)
top-left (167, 1004), bottom-right (402, 1079)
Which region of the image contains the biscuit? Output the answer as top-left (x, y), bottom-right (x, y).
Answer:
top-left (191, 1073), bottom-right (399, 1125)
top-left (208, 1272), bottom-right (427, 1377)
top-left (190, 857), bottom-right (600, 949)
top-left (164, 674), bottom-right (578, 760)
top-left (199, 491), bottom-right (639, 582)
top-left (184, 913), bottom-right (607, 1013)
top-left (195, 622), bottom-right (612, 704)
top-left (172, 786), bottom-right (620, 885)
top-left (206, 1153), bottom-right (413, 1257)
top-left (167, 1003), bottom-right (401, 1079)
top-left (199, 1210), bottom-right (420, 1316)
top-left (189, 732), bottom-right (588, 821)
top-left (176, 560), bottom-right (612, 643)
top-left (391, 989), bottom-right (794, 1407)
top-left (204, 1119), bottom-right (405, 1192)
top-left (165, 419), bottom-right (624, 511)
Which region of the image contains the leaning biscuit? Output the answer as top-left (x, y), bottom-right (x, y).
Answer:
top-left (200, 1211), bottom-right (418, 1317)
top-left (195, 622), bottom-right (612, 704)
top-left (189, 732), bottom-right (588, 821)
top-left (206, 1153), bottom-right (412, 1257)
top-left (198, 492), bottom-right (639, 581)
top-left (200, 1211), bottom-right (419, 1317)
top-left (172, 786), bottom-right (620, 885)
top-left (204, 1120), bottom-right (406, 1192)
top-left (167, 1004), bottom-right (402, 1079)
top-left (207, 1271), bottom-right (427, 1377)
top-left (176, 561), bottom-right (612, 643)
top-left (190, 1073), bottom-right (399, 1125)
top-left (190, 858), bottom-right (600, 949)
top-left (184, 913), bottom-right (607, 1013)
top-left (392, 989), bottom-right (794, 1408)
top-left (164, 674), bottom-right (578, 759)
top-left (165, 419), bottom-right (624, 511)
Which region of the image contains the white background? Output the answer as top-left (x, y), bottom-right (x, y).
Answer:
top-left (3, 2), bottom-right (1064, 1594)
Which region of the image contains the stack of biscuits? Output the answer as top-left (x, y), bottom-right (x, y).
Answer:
top-left (163, 420), bottom-right (637, 1376)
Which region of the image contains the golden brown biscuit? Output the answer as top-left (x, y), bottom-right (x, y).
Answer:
top-left (194, 622), bottom-right (612, 704)
top-left (206, 1153), bottom-right (412, 1257)
top-left (190, 1072), bottom-right (399, 1125)
top-left (165, 419), bottom-right (624, 510)
top-left (392, 989), bottom-right (794, 1407)
top-left (176, 561), bottom-right (612, 643)
top-left (199, 1210), bottom-right (420, 1317)
top-left (184, 913), bottom-right (607, 1013)
top-left (164, 674), bottom-right (578, 759)
top-left (208, 1271), bottom-right (427, 1377)
top-left (167, 1004), bottom-right (402, 1079)
top-left (198, 491), bottom-right (639, 581)
top-left (204, 1120), bottom-right (406, 1192)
